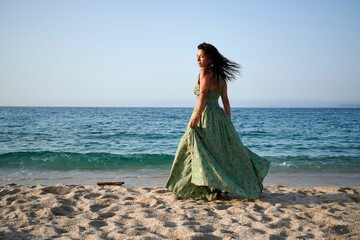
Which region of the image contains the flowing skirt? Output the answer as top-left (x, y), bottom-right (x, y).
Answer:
top-left (166, 104), bottom-right (270, 201)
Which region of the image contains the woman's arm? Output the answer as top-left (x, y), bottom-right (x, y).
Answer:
top-left (189, 69), bottom-right (209, 128)
top-left (221, 80), bottom-right (231, 119)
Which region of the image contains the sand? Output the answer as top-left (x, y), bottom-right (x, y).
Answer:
top-left (0, 184), bottom-right (359, 240)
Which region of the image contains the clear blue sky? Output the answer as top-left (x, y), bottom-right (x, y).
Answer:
top-left (1, 0), bottom-right (359, 107)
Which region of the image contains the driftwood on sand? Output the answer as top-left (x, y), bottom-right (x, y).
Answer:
top-left (96, 181), bottom-right (125, 186)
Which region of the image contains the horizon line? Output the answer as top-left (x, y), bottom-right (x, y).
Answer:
top-left (1, 105), bottom-right (359, 109)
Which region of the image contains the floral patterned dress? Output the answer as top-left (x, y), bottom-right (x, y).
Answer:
top-left (166, 80), bottom-right (270, 201)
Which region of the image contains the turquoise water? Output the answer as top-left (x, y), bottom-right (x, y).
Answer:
top-left (0, 107), bottom-right (359, 185)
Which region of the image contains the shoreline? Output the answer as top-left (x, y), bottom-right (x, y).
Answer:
top-left (1, 171), bottom-right (359, 188)
top-left (1, 184), bottom-right (359, 239)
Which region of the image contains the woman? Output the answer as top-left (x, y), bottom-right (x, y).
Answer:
top-left (166, 43), bottom-right (270, 201)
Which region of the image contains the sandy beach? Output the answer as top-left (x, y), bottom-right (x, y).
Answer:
top-left (0, 184), bottom-right (359, 239)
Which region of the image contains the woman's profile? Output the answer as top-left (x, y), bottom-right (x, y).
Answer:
top-left (166, 42), bottom-right (270, 201)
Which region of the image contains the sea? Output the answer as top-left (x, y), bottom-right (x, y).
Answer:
top-left (0, 107), bottom-right (359, 187)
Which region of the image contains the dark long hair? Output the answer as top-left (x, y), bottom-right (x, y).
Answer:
top-left (198, 42), bottom-right (241, 82)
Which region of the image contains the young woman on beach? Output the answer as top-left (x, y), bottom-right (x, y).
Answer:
top-left (166, 42), bottom-right (270, 201)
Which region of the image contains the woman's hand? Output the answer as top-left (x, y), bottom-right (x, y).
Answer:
top-left (189, 114), bottom-right (201, 128)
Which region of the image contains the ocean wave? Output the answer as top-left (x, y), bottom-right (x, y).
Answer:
top-left (0, 151), bottom-right (173, 170)
top-left (268, 155), bottom-right (360, 172)
top-left (0, 151), bottom-right (359, 172)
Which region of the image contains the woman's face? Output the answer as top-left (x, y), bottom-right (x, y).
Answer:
top-left (197, 49), bottom-right (211, 68)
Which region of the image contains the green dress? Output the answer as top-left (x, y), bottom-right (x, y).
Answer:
top-left (166, 80), bottom-right (270, 201)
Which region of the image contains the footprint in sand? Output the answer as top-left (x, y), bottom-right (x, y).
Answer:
top-left (89, 204), bottom-right (108, 212)
top-left (212, 204), bottom-right (231, 210)
top-left (88, 220), bottom-right (108, 228)
top-left (50, 204), bottom-right (75, 217)
top-left (164, 222), bottom-right (177, 227)
top-left (0, 188), bottom-right (21, 197)
top-left (123, 196), bottom-right (135, 201)
top-left (188, 224), bottom-right (215, 233)
top-left (328, 224), bottom-right (351, 235)
top-left (98, 212), bottom-right (116, 219)
top-left (83, 192), bottom-right (102, 199)
top-left (41, 186), bottom-right (72, 195)
top-left (100, 194), bottom-right (119, 199)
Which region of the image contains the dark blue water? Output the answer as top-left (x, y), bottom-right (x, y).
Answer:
top-left (0, 107), bottom-right (359, 185)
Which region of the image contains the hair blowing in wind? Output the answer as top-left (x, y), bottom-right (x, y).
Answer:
top-left (198, 42), bottom-right (241, 82)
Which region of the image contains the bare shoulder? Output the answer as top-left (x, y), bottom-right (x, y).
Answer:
top-left (199, 68), bottom-right (211, 84)
top-left (199, 68), bottom-right (208, 78)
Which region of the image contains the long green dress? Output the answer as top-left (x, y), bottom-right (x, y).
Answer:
top-left (166, 80), bottom-right (270, 201)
